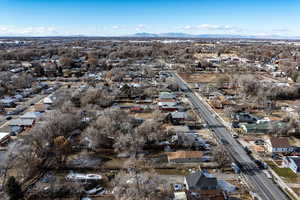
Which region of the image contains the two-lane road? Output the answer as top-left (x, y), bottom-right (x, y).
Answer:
top-left (171, 72), bottom-right (289, 200)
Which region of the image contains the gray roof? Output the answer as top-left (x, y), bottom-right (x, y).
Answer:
top-left (171, 111), bottom-right (187, 119)
top-left (172, 126), bottom-right (190, 133)
top-left (9, 119), bottom-right (34, 126)
top-left (159, 92), bottom-right (176, 99)
top-left (0, 98), bottom-right (15, 104)
top-left (185, 171), bottom-right (219, 190)
top-left (20, 112), bottom-right (42, 119)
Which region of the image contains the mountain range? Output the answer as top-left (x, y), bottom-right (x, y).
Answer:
top-left (130, 32), bottom-right (300, 40)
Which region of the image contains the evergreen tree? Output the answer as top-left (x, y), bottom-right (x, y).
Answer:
top-left (5, 176), bottom-right (23, 200)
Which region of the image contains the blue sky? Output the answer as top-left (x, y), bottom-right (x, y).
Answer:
top-left (0, 0), bottom-right (299, 36)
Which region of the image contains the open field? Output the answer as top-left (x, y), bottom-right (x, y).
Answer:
top-left (179, 73), bottom-right (228, 83)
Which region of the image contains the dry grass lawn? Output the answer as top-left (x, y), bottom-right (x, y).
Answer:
top-left (179, 73), bottom-right (228, 83)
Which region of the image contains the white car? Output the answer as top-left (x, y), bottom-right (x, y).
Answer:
top-left (81, 198), bottom-right (92, 200)
top-left (85, 186), bottom-right (105, 195)
top-left (66, 171), bottom-right (102, 182)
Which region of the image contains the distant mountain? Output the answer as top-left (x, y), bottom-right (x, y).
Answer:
top-left (132, 32), bottom-right (160, 38)
top-left (130, 32), bottom-right (300, 40)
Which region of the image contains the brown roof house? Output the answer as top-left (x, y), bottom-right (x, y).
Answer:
top-left (267, 137), bottom-right (293, 153)
top-left (167, 151), bottom-right (203, 163)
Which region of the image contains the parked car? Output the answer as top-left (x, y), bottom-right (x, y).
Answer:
top-left (254, 139), bottom-right (265, 145)
top-left (232, 122), bottom-right (240, 128)
top-left (254, 160), bottom-right (268, 169)
top-left (85, 186), bottom-right (105, 195)
top-left (220, 138), bottom-right (229, 145)
top-left (200, 156), bottom-right (212, 162)
top-left (66, 171), bottom-right (102, 183)
top-left (81, 198), bottom-right (92, 200)
top-left (158, 141), bottom-right (170, 145)
top-left (244, 147), bottom-right (252, 155)
top-left (272, 153), bottom-right (282, 159)
top-left (6, 116), bottom-right (12, 120)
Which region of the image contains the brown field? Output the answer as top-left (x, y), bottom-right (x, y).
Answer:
top-left (179, 73), bottom-right (228, 83)
top-left (129, 112), bottom-right (154, 119)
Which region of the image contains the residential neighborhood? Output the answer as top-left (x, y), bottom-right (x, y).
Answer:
top-left (1, 2), bottom-right (300, 199)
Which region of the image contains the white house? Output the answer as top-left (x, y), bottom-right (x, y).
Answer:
top-left (283, 156), bottom-right (300, 174)
top-left (43, 95), bottom-right (55, 105)
top-left (267, 137), bottom-right (293, 153)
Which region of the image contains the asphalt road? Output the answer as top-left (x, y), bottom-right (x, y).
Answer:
top-left (171, 72), bottom-right (289, 200)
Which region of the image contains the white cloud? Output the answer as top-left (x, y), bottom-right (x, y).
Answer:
top-left (112, 25), bottom-right (120, 29)
top-left (135, 24), bottom-right (146, 31)
top-left (182, 24), bottom-right (242, 33)
top-left (183, 25), bottom-right (193, 30)
top-left (198, 24), bottom-right (236, 31)
top-left (0, 26), bottom-right (59, 36)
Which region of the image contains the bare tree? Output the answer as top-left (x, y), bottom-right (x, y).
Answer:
top-left (112, 170), bottom-right (171, 200)
top-left (216, 75), bottom-right (229, 89)
top-left (59, 56), bottom-right (72, 68)
top-left (213, 146), bottom-right (231, 169)
top-left (11, 73), bottom-right (33, 89)
top-left (135, 119), bottom-right (164, 143)
top-left (87, 57), bottom-right (98, 70)
top-left (81, 88), bottom-right (115, 108)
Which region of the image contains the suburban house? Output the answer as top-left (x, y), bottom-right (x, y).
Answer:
top-left (232, 112), bottom-right (259, 123)
top-left (9, 119), bottom-right (35, 135)
top-left (184, 171), bottom-right (225, 200)
top-left (20, 112), bottom-right (42, 120)
top-left (283, 156), bottom-right (300, 174)
top-left (43, 94), bottom-right (55, 105)
top-left (240, 121), bottom-right (286, 134)
top-left (172, 132), bottom-right (208, 149)
top-left (167, 151), bottom-right (203, 163)
top-left (267, 137), bottom-right (293, 153)
top-left (0, 98), bottom-right (16, 108)
top-left (159, 92), bottom-right (176, 100)
top-left (167, 111), bottom-right (188, 125)
top-left (158, 101), bottom-right (180, 112)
